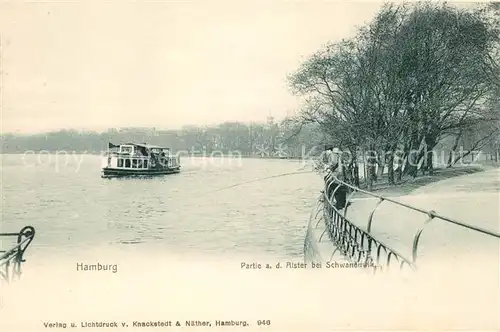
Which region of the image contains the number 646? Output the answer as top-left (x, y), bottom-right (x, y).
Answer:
top-left (257, 320), bottom-right (271, 326)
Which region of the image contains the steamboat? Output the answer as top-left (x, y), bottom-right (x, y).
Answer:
top-left (101, 142), bottom-right (180, 178)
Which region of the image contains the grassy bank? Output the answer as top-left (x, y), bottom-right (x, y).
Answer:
top-left (356, 163), bottom-right (498, 197)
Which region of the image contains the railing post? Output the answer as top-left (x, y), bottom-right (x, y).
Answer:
top-left (0, 226), bottom-right (35, 284)
top-left (367, 198), bottom-right (384, 233)
top-left (343, 189), bottom-right (357, 218)
top-left (412, 211), bottom-right (436, 264)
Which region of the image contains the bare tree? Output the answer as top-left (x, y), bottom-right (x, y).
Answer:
top-left (288, 2), bottom-right (500, 189)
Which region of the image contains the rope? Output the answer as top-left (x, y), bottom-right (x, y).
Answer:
top-left (204, 170), bottom-right (316, 195)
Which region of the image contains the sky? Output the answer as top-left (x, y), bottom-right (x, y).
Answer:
top-left (0, 0), bottom-right (480, 134)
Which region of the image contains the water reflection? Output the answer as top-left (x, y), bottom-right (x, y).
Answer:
top-left (1, 154), bottom-right (321, 261)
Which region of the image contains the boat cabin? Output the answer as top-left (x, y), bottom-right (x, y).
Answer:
top-left (103, 142), bottom-right (180, 175)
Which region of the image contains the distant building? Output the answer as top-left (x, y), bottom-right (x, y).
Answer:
top-left (266, 116), bottom-right (274, 126)
top-left (118, 127), bottom-right (155, 133)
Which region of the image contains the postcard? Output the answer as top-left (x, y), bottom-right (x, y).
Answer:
top-left (1, 0), bottom-right (499, 331)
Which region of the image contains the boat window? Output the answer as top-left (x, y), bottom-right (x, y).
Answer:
top-left (120, 146), bottom-right (134, 154)
top-left (125, 159), bottom-right (131, 168)
top-left (132, 159), bottom-right (138, 168)
top-left (117, 159), bottom-right (124, 167)
top-left (144, 160), bottom-right (148, 168)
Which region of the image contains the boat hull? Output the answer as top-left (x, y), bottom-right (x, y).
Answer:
top-left (101, 167), bottom-right (180, 178)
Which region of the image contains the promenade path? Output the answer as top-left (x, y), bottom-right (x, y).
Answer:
top-left (304, 167), bottom-right (499, 329)
top-left (308, 167), bottom-right (499, 271)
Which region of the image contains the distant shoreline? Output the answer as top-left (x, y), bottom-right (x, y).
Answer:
top-left (0, 152), bottom-right (310, 160)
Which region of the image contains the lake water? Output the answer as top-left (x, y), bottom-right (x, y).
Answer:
top-left (1, 153), bottom-right (322, 261)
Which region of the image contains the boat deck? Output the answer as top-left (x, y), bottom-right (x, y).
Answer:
top-left (101, 167), bottom-right (180, 178)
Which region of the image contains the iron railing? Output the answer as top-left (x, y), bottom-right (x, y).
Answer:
top-left (306, 172), bottom-right (500, 272)
top-left (0, 226), bottom-right (35, 283)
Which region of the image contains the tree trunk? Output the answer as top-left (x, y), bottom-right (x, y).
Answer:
top-left (395, 166), bottom-right (402, 183)
top-left (394, 151), bottom-right (403, 183)
top-left (422, 135), bottom-right (437, 175)
top-left (426, 150), bottom-right (434, 175)
top-left (449, 130), bottom-right (498, 166)
top-left (387, 152), bottom-right (395, 184)
top-left (404, 150), bottom-right (420, 178)
top-left (366, 150), bottom-right (376, 191)
top-left (376, 158), bottom-right (384, 179)
top-left (349, 150), bottom-right (360, 187)
top-left (403, 135), bottom-right (421, 178)
top-left (447, 133), bottom-right (462, 167)
top-left (353, 163), bottom-right (360, 187)
top-left (363, 152), bottom-right (368, 182)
